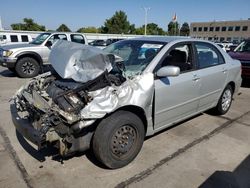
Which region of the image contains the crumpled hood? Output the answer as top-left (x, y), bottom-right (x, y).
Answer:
top-left (49, 40), bottom-right (112, 83)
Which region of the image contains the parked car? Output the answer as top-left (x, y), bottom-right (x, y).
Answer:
top-left (0, 32), bottom-right (88, 78)
top-left (215, 42), bottom-right (234, 52)
top-left (0, 32), bottom-right (34, 46)
top-left (89, 39), bottom-right (107, 47)
top-left (11, 37), bottom-right (241, 169)
top-left (228, 39), bottom-right (250, 79)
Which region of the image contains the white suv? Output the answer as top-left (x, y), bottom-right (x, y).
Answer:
top-left (0, 32), bottom-right (88, 78)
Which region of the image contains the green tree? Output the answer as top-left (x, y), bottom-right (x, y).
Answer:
top-left (168, 21), bottom-right (180, 36)
top-left (11, 18), bottom-right (45, 31)
top-left (100, 11), bottom-right (131, 34)
top-left (77, 26), bottom-right (99, 33)
top-left (180, 22), bottom-right (190, 36)
top-left (56, 24), bottom-right (71, 32)
top-left (145, 23), bottom-right (166, 35)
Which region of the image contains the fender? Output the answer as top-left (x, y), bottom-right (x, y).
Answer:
top-left (15, 51), bottom-right (43, 65)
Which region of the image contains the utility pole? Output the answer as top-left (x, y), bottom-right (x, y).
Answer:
top-left (0, 16), bottom-right (3, 30)
top-left (143, 7), bottom-right (150, 35)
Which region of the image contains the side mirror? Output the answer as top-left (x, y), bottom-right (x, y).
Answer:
top-left (45, 41), bottom-right (53, 47)
top-left (156, 66), bottom-right (180, 77)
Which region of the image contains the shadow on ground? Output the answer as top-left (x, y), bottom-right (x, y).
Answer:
top-left (0, 69), bottom-right (16, 77)
top-left (199, 154), bottom-right (250, 188)
top-left (16, 130), bottom-right (107, 168)
top-left (241, 79), bottom-right (250, 88)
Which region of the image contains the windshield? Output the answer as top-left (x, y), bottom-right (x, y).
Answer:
top-left (31, 33), bottom-right (51, 45)
top-left (234, 41), bottom-right (250, 52)
top-left (103, 40), bottom-right (166, 75)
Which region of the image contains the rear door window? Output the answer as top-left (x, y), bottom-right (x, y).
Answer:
top-left (70, 34), bottom-right (85, 44)
top-left (21, 35), bottom-right (29, 42)
top-left (10, 35), bottom-right (18, 42)
top-left (195, 42), bottom-right (225, 69)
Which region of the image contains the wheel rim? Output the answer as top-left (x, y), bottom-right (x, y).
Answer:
top-left (111, 125), bottom-right (137, 158)
top-left (21, 61), bottom-right (35, 75)
top-left (222, 89), bottom-right (232, 111)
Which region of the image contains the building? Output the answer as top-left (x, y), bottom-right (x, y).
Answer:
top-left (190, 19), bottom-right (250, 43)
top-left (0, 16), bottom-right (3, 30)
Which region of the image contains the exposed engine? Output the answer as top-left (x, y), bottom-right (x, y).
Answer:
top-left (14, 70), bottom-right (125, 155)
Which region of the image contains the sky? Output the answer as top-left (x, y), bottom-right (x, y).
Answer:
top-left (1, 0), bottom-right (250, 31)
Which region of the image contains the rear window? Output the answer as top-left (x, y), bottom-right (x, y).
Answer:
top-left (10, 35), bottom-right (18, 42)
top-left (0, 35), bottom-right (6, 41)
top-left (21, 35), bottom-right (29, 42)
top-left (70, 34), bottom-right (85, 44)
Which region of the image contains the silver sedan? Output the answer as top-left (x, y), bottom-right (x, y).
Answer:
top-left (11, 37), bottom-right (242, 169)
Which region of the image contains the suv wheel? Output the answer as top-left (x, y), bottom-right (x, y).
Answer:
top-left (92, 110), bottom-right (145, 169)
top-left (15, 57), bottom-right (40, 78)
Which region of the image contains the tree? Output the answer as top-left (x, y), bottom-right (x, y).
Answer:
top-left (180, 22), bottom-right (190, 36)
top-left (56, 24), bottom-right (71, 32)
top-left (11, 18), bottom-right (45, 31)
top-left (77, 27), bottom-right (99, 33)
top-left (100, 11), bottom-right (132, 34)
top-left (145, 23), bottom-right (166, 35)
top-left (167, 21), bottom-right (180, 36)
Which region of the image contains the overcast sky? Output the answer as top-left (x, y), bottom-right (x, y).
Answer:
top-left (1, 0), bottom-right (250, 31)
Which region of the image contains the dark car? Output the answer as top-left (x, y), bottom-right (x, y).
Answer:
top-left (229, 40), bottom-right (250, 79)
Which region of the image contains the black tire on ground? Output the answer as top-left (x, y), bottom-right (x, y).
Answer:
top-left (92, 110), bottom-right (145, 169)
top-left (15, 57), bottom-right (40, 78)
top-left (7, 67), bottom-right (16, 73)
top-left (213, 85), bottom-right (233, 115)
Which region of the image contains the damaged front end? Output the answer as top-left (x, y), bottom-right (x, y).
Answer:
top-left (11, 40), bottom-right (154, 157)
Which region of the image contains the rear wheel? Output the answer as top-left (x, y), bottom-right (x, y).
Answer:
top-left (213, 85), bottom-right (233, 115)
top-left (15, 57), bottom-right (40, 78)
top-left (92, 110), bottom-right (145, 169)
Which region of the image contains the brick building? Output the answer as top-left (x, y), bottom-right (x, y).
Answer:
top-left (190, 19), bottom-right (250, 43)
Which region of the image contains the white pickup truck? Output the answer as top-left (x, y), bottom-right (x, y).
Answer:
top-left (0, 32), bottom-right (88, 78)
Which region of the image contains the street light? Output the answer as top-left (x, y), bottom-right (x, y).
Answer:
top-left (143, 7), bottom-right (150, 35)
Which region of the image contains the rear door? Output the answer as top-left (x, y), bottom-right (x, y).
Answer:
top-left (154, 42), bottom-right (200, 130)
top-left (194, 42), bottom-right (228, 111)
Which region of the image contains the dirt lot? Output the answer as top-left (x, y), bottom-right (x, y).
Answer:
top-left (0, 66), bottom-right (250, 188)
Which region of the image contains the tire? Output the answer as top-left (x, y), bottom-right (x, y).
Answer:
top-left (15, 57), bottom-right (40, 78)
top-left (92, 110), bottom-right (145, 169)
top-left (213, 85), bottom-right (233, 115)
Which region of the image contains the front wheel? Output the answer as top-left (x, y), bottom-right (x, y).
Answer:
top-left (15, 57), bottom-right (40, 78)
top-left (213, 85), bottom-right (233, 115)
top-left (92, 111), bottom-right (145, 169)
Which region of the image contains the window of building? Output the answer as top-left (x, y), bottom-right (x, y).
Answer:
top-left (70, 34), bottom-right (85, 44)
top-left (242, 26), bottom-right (248, 31)
top-left (21, 35), bottom-right (29, 42)
top-left (222, 27), bottom-right (227, 32)
top-left (235, 26), bottom-right (241, 31)
top-left (204, 27), bottom-right (208, 32)
top-left (228, 26), bottom-right (233, 31)
top-left (208, 37), bottom-right (213, 41)
top-left (10, 35), bottom-right (18, 42)
top-left (226, 37), bottom-right (232, 42)
top-left (193, 27), bottom-right (197, 32)
top-left (215, 27), bottom-right (220, 31)
top-left (198, 27), bottom-right (202, 32)
top-left (209, 27), bottom-right (214, 31)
